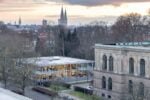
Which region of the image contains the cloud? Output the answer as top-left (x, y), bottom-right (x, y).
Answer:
top-left (0, 1), bottom-right (47, 12)
top-left (0, 0), bottom-right (5, 2)
top-left (46, 0), bottom-right (150, 6)
top-left (0, 0), bottom-right (46, 4)
top-left (45, 15), bottom-right (58, 18)
top-left (0, 0), bottom-right (150, 6)
top-left (0, 8), bottom-right (33, 12)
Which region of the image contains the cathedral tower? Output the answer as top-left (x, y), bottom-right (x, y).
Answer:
top-left (18, 17), bottom-right (21, 26)
top-left (58, 7), bottom-right (68, 27)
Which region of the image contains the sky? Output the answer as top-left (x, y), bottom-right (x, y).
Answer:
top-left (0, 0), bottom-right (149, 25)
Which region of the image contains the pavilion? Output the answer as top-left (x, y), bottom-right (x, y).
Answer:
top-left (24, 56), bottom-right (95, 83)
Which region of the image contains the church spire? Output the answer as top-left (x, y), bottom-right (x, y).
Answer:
top-left (60, 6), bottom-right (64, 19)
top-left (65, 9), bottom-right (67, 20)
top-left (58, 6), bottom-right (68, 27)
top-left (18, 17), bottom-right (21, 26)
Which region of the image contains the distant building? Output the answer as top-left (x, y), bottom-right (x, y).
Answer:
top-left (93, 44), bottom-right (150, 100)
top-left (0, 21), bottom-right (4, 26)
top-left (35, 31), bottom-right (49, 53)
top-left (0, 21), bottom-right (5, 32)
top-left (42, 19), bottom-right (48, 28)
top-left (58, 7), bottom-right (68, 27)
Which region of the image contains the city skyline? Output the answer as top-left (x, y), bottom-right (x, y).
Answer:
top-left (0, 0), bottom-right (149, 25)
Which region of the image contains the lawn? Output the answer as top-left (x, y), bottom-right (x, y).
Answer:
top-left (48, 84), bottom-right (69, 92)
top-left (69, 91), bottom-right (101, 100)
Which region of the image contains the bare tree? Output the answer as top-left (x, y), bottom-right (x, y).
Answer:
top-left (0, 51), bottom-right (13, 88)
top-left (111, 13), bottom-right (144, 42)
top-left (11, 41), bottom-right (38, 95)
top-left (125, 82), bottom-right (150, 100)
top-left (0, 32), bottom-right (37, 93)
top-left (13, 59), bottom-right (34, 95)
top-left (0, 33), bottom-right (26, 88)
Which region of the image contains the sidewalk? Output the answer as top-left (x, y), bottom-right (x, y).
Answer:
top-left (58, 90), bottom-right (82, 100)
top-left (0, 82), bottom-right (4, 88)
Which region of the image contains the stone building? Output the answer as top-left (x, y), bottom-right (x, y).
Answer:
top-left (93, 44), bottom-right (150, 100)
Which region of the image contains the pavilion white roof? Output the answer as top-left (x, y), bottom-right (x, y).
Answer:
top-left (24, 56), bottom-right (94, 67)
top-left (0, 88), bottom-right (32, 100)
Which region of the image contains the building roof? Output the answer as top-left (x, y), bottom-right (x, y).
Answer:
top-left (0, 88), bottom-right (32, 100)
top-left (116, 41), bottom-right (150, 47)
top-left (95, 44), bottom-right (150, 53)
top-left (24, 56), bottom-right (94, 67)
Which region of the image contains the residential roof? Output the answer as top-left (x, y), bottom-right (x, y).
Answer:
top-left (24, 56), bottom-right (94, 67)
top-left (0, 88), bottom-right (32, 100)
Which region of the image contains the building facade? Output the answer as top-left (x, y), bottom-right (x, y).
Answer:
top-left (93, 44), bottom-right (150, 100)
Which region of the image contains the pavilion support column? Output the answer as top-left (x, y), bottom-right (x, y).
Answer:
top-left (63, 65), bottom-right (64, 77)
top-left (66, 65), bottom-right (68, 77)
top-left (77, 64), bottom-right (82, 81)
top-left (50, 65), bottom-right (51, 76)
top-left (86, 63), bottom-right (89, 82)
top-left (63, 64), bottom-right (66, 77)
top-left (75, 64), bottom-right (78, 76)
top-left (57, 65), bottom-right (60, 77)
top-left (75, 64), bottom-right (78, 82)
top-left (69, 64), bottom-right (72, 77)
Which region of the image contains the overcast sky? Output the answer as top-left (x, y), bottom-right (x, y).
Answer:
top-left (0, 0), bottom-right (149, 25)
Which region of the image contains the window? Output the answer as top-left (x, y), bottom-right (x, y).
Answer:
top-left (108, 95), bottom-right (111, 99)
top-left (129, 58), bottom-right (134, 74)
top-left (139, 82), bottom-right (144, 97)
top-left (108, 77), bottom-right (112, 90)
top-left (102, 93), bottom-right (105, 97)
top-left (102, 55), bottom-right (107, 70)
top-left (109, 56), bottom-right (113, 71)
top-left (102, 76), bottom-right (106, 89)
top-left (128, 80), bottom-right (133, 93)
top-left (140, 59), bottom-right (145, 76)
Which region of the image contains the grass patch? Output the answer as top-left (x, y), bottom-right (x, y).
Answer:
top-left (70, 91), bottom-right (101, 100)
top-left (48, 84), bottom-right (69, 92)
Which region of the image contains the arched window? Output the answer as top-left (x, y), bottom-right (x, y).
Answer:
top-left (109, 56), bottom-right (113, 71)
top-left (128, 80), bottom-right (133, 93)
top-left (108, 77), bottom-right (112, 90)
top-left (139, 82), bottom-right (144, 97)
top-left (140, 59), bottom-right (145, 76)
top-left (129, 58), bottom-right (134, 74)
top-left (102, 76), bottom-right (106, 89)
top-left (102, 55), bottom-right (107, 70)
